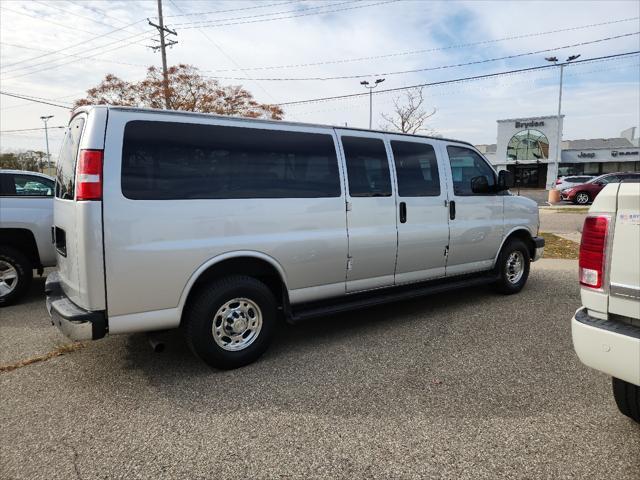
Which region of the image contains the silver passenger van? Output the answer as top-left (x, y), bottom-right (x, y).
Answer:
top-left (46, 106), bottom-right (544, 368)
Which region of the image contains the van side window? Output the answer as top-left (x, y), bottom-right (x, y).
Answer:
top-left (56, 117), bottom-right (85, 200)
top-left (446, 146), bottom-right (496, 196)
top-left (341, 136), bottom-right (391, 197)
top-left (121, 121), bottom-right (341, 200)
top-left (391, 141), bottom-right (440, 197)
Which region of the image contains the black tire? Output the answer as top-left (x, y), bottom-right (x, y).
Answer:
top-left (183, 275), bottom-right (277, 369)
top-left (0, 246), bottom-right (33, 307)
top-left (573, 191), bottom-right (591, 205)
top-left (612, 377), bottom-right (640, 423)
top-left (493, 239), bottom-right (530, 294)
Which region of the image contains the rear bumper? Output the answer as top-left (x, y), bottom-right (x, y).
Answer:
top-left (532, 236), bottom-right (545, 262)
top-left (572, 307), bottom-right (640, 386)
top-left (44, 271), bottom-right (107, 341)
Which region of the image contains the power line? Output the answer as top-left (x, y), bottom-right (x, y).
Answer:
top-left (0, 42), bottom-right (149, 70)
top-left (166, 0), bottom-right (285, 113)
top-left (178, 0), bottom-right (400, 29)
top-left (201, 16), bottom-right (640, 74)
top-left (31, 0), bottom-right (147, 36)
top-left (203, 32), bottom-right (639, 81)
top-left (174, 1), bottom-right (356, 27)
top-left (277, 51), bottom-right (640, 106)
top-left (164, 1), bottom-right (297, 18)
top-left (0, 126), bottom-right (66, 133)
top-left (0, 91), bottom-right (73, 109)
top-left (1, 33), bottom-right (156, 80)
top-left (0, 17), bottom-right (147, 69)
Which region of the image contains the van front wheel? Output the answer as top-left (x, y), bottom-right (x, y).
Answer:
top-left (183, 275), bottom-right (277, 369)
top-left (493, 239), bottom-right (530, 294)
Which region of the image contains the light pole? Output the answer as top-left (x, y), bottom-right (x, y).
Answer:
top-left (40, 115), bottom-right (54, 172)
top-left (360, 78), bottom-right (385, 129)
top-left (545, 54), bottom-right (580, 188)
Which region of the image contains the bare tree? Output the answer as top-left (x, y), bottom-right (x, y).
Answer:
top-left (380, 87), bottom-right (437, 135)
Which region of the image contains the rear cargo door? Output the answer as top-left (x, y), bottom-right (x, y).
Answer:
top-left (608, 183), bottom-right (640, 319)
top-left (53, 110), bottom-right (107, 310)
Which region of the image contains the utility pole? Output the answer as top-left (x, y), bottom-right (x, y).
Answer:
top-left (40, 115), bottom-right (53, 171)
top-left (545, 54), bottom-right (580, 189)
top-left (360, 78), bottom-right (385, 129)
top-left (148, 0), bottom-right (177, 109)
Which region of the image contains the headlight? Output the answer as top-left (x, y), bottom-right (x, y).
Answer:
top-left (562, 188), bottom-right (573, 194)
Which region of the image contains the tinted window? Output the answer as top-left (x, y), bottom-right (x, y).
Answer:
top-left (56, 116), bottom-right (85, 199)
top-left (11, 174), bottom-right (54, 196)
top-left (341, 136), bottom-right (391, 197)
top-left (600, 175), bottom-right (620, 184)
top-left (447, 146), bottom-right (496, 196)
top-left (391, 141), bottom-right (440, 197)
top-left (122, 121), bottom-right (340, 199)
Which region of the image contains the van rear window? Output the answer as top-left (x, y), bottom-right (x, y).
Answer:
top-left (56, 116), bottom-right (85, 199)
top-left (121, 121), bottom-right (341, 199)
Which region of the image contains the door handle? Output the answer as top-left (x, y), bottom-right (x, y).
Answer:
top-left (399, 202), bottom-right (407, 223)
top-left (449, 200), bottom-right (456, 220)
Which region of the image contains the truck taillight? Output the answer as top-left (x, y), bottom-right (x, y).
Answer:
top-left (76, 149), bottom-right (103, 201)
top-left (579, 216), bottom-right (609, 289)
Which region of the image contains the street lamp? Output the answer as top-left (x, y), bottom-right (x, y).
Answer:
top-left (545, 54), bottom-right (580, 189)
top-left (360, 78), bottom-right (385, 129)
top-left (40, 115), bottom-right (54, 171)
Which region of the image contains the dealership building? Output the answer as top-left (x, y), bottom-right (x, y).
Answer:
top-left (476, 116), bottom-right (639, 189)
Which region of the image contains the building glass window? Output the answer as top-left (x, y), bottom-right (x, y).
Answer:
top-left (506, 129), bottom-right (549, 161)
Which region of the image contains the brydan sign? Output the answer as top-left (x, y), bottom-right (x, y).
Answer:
top-left (515, 120), bottom-right (545, 129)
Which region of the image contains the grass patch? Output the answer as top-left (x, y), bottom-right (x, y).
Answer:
top-left (0, 342), bottom-right (85, 373)
top-left (540, 232), bottom-right (580, 260)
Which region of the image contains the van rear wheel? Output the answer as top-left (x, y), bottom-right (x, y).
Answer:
top-left (183, 275), bottom-right (277, 369)
top-left (493, 239), bottom-right (530, 294)
top-left (0, 246), bottom-right (32, 307)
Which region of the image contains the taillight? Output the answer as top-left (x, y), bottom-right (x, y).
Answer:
top-left (76, 149), bottom-right (103, 200)
top-left (579, 216), bottom-right (609, 289)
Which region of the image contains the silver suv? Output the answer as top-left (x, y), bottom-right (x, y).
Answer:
top-left (0, 169), bottom-right (55, 305)
top-left (46, 106), bottom-right (544, 368)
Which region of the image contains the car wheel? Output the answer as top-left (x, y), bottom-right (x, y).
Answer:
top-left (612, 377), bottom-right (640, 423)
top-left (0, 246), bottom-right (33, 307)
top-left (574, 191), bottom-right (591, 205)
top-left (183, 275), bottom-right (277, 369)
top-left (493, 239), bottom-right (530, 295)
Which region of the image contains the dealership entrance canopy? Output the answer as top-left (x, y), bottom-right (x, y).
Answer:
top-left (476, 116), bottom-right (639, 189)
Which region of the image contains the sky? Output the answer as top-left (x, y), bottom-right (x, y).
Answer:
top-left (1, 0), bottom-right (639, 160)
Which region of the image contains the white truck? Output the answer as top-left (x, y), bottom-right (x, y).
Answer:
top-left (572, 180), bottom-right (640, 423)
top-left (0, 169), bottom-right (56, 306)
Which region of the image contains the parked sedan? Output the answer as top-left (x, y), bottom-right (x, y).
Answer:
top-left (554, 175), bottom-right (595, 191)
top-left (561, 172), bottom-right (640, 204)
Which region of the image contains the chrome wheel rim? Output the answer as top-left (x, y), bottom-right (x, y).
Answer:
top-left (212, 298), bottom-right (262, 351)
top-left (576, 193), bottom-right (589, 204)
top-left (0, 260), bottom-right (18, 298)
top-left (505, 251), bottom-right (525, 284)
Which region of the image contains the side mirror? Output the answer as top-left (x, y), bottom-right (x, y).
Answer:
top-left (498, 170), bottom-right (515, 190)
top-left (471, 175), bottom-right (490, 194)
top-left (594, 181), bottom-right (604, 186)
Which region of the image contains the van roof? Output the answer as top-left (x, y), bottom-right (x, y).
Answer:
top-left (74, 105), bottom-right (474, 147)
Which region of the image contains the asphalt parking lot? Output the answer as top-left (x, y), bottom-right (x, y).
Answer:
top-left (1, 260), bottom-right (639, 480)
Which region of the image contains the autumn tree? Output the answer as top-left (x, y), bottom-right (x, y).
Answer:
top-left (380, 87), bottom-right (437, 135)
top-left (74, 64), bottom-right (283, 120)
